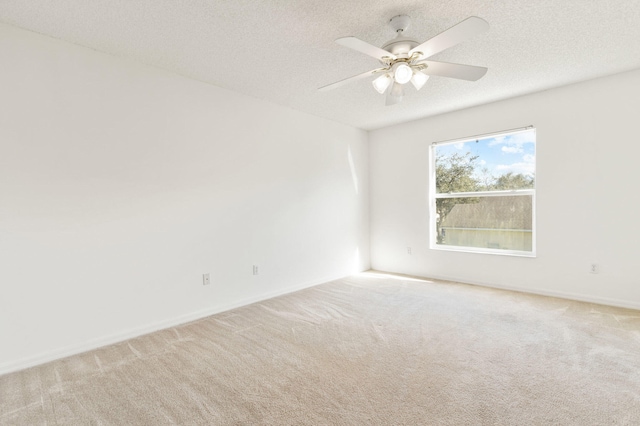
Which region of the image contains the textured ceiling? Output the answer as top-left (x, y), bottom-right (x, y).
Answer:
top-left (1, 0), bottom-right (640, 130)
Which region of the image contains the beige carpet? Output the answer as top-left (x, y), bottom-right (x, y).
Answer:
top-left (2, 272), bottom-right (640, 425)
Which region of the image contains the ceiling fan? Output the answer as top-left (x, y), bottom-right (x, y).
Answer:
top-left (319, 15), bottom-right (489, 105)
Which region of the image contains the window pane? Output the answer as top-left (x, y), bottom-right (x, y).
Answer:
top-left (436, 195), bottom-right (533, 252)
top-left (435, 130), bottom-right (535, 194)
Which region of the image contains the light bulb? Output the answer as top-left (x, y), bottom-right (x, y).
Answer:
top-left (372, 74), bottom-right (392, 94)
top-left (410, 71), bottom-right (429, 90)
top-left (393, 63), bottom-right (412, 85)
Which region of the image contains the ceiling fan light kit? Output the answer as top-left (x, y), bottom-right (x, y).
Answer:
top-left (319, 14), bottom-right (489, 105)
top-left (391, 81), bottom-right (404, 98)
top-left (393, 62), bottom-right (413, 84)
top-left (372, 73), bottom-right (392, 94)
top-left (411, 71), bottom-right (429, 90)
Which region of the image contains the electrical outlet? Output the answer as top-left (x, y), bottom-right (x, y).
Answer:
top-left (203, 273), bottom-right (211, 285)
top-left (407, 247), bottom-right (412, 255)
top-left (253, 265), bottom-right (259, 275)
top-left (590, 263), bottom-right (599, 274)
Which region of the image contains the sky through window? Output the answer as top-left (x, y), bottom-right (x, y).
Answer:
top-left (435, 130), bottom-right (536, 180)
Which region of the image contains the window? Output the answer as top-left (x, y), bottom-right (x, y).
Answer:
top-left (429, 127), bottom-right (536, 256)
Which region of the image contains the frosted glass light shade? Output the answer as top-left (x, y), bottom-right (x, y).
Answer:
top-left (411, 71), bottom-right (429, 90)
top-left (393, 63), bottom-right (412, 85)
top-left (390, 81), bottom-right (404, 98)
top-left (372, 74), bottom-right (392, 94)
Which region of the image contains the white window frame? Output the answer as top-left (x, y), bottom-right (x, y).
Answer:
top-left (428, 127), bottom-right (536, 257)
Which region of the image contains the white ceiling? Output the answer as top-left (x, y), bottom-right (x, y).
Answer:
top-left (1, 0), bottom-right (640, 130)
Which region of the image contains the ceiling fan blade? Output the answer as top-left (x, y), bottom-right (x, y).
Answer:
top-left (417, 61), bottom-right (488, 81)
top-left (336, 37), bottom-right (396, 61)
top-left (409, 16), bottom-right (489, 59)
top-left (318, 68), bottom-right (387, 92)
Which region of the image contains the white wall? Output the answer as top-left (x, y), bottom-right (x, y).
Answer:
top-left (0, 23), bottom-right (369, 374)
top-left (370, 68), bottom-right (640, 310)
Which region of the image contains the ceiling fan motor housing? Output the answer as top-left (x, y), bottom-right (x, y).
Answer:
top-left (381, 36), bottom-right (420, 58)
top-left (383, 15), bottom-right (419, 59)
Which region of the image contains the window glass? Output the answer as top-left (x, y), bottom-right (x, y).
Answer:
top-left (431, 128), bottom-right (536, 255)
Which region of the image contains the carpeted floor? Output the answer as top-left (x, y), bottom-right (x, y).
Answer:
top-left (1, 271), bottom-right (640, 425)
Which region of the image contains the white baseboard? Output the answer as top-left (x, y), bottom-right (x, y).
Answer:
top-left (481, 282), bottom-right (640, 311)
top-left (376, 269), bottom-right (640, 312)
top-left (0, 273), bottom-right (348, 376)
